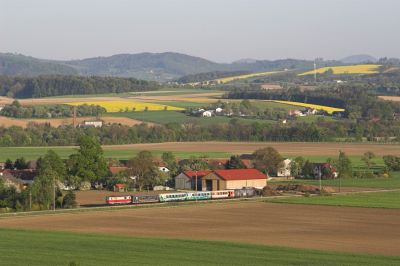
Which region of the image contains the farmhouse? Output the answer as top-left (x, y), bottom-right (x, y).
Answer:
top-left (202, 110), bottom-right (213, 117)
top-left (202, 169), bottom-right (267, 191)
top-left (277, 158), bottom-right (292, 177)
top-left (174, 170), bottom-right (212, 190)
top-left (78, 120), bottom-right (103, 128)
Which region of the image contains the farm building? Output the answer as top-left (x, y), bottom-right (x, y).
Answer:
top-left (78, 120), bottom-right (103, 128)
top-left (277, 159), bottom-right (292, 177)
top-left (113, 183), bottom-right (126, 192)
top-left (202, 110), bottom-right (213, 117)
top-left (174, 170), bottom-right (212, 190)
top-left (201, 169), bottom-right (268, 191)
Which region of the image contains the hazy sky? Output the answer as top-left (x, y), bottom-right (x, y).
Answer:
top-left (1, 0), bottom-right (399, 62)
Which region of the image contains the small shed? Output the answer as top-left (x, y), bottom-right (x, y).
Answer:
top-left (114, 183), bottom-right (126, 192)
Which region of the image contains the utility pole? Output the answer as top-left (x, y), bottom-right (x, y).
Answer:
top-left (318, 165), bottom-right (322, 193)
top-left (195, 169), bottom-right (197, 201)
top-left (72, 106), bottom-right (77, 127)
top-left (53, 175), bottom-right (56, 211)
top-left (29, 189), bottom-right (32, 211)
top-left (314, 59), bottom-right (317, 83)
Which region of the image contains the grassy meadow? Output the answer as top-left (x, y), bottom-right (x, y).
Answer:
top-left (1, 229), bottom-right (399, 266)
top-left (267, 191), bottom-right (400, 209)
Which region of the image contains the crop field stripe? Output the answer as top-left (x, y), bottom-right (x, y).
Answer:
top-left (1, 229), bottom-right (399, 266)
top-left (265, 100), bottom-right (345, 114)
top-left (299, 64), bottom-right (381, 76)
top-left (65, 100), bottom-right (184, 112)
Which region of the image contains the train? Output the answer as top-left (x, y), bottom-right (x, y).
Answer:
top-left (105, 188), bottom-right (260, 205)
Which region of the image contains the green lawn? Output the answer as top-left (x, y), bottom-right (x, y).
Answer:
top-left (267, 191), bottom-right (400, 209)
top-left (1, 229), bottom-right (399, 266)
top-left (0, 146), bottom-right (230, 161)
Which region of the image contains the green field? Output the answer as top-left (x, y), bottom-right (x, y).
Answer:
top-left (267, 191), bottom-right (400, 209)
top-left (1, 229), bottom-right (399, 266)
top-left (0, 146), bottom-right (230, 161)
top-left (107, 110), bottom-right (275, 125)
top-left (270, 171), bottom-right (400, 189)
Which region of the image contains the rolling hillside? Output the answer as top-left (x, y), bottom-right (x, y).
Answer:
top-left (0, 52), bottom-right (326, 81)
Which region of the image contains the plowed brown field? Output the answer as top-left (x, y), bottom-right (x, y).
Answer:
top-left (0, 116), bottom-right (151, 128)
top-left (103, 141), bottom-right (400, 156)
top-left (1, 202), bottom-right (399, 256)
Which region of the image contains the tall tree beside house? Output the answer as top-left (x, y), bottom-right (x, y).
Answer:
top-left (336, 151), bottom-right (353, 178)
top-left (290, 156), bottom-right (305, 178)
top-left (161, 152), bottom-right (178, 176)
top-left (252, 147), bottom-right (284, 176)
top-left (67, 136), bottom-right (109, 183)
top-left (226, 155), bottom-right (246, 169)
top-left (37, 150), bottom-right (67, 179)
top-left (127, 151), bottom-right (159, 191)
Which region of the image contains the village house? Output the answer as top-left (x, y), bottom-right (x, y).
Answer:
top-left (78, 120), bottom-right (103, 128)
top-left (0, 171), bottom-right (25, 192)
top-left (289, 110), bottom-right (305, 117)
top-left (202, 110), bottom-right (213, 117)
top-left (277, 158), bottom-right (292, 177)
top-left (312, 163), bottom-right (338, 179)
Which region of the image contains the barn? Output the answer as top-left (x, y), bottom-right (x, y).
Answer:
top-left (201, 169), bottom-right (267, 191)
top-left (174, 170), bottom-right (212, 190)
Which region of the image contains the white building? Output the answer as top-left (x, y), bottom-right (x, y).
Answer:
top-left (277, 158), bottom-right (292, 177)
top-left (82, 120), bottom-right (103, 128)
top-left (202, 111), bottom-right (213, 117)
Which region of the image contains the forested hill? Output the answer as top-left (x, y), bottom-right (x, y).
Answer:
top-left (0, 53), bottom-right (78, 76)
top-left (0, 75), bottom-right (159, 98)
top-left (0, 52), bottom-right (327, 81)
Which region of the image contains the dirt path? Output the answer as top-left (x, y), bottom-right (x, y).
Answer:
top-left (102, 141), bottom-right (400, 156)
top-left (1, 202), bottom-right (399, 256)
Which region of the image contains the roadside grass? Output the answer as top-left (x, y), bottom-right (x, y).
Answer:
top-left (0, 146), bottom-right (230, 161)
top-left (266, 191), bottom-right (400, 209)
top-left (1, 229), bottom-right (399, 266)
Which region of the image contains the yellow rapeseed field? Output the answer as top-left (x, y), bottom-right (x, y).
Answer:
top-left (213, 71), bottom-right (283, 84)
top-left (66, 101), bottom-right (184, 112)
top-left (267, 100), bottom-right (345, 114)
top-left (299, 64), bottom-right (381, 76)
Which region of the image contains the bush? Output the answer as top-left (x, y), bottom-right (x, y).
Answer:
top-left (63, 191), bottom-right (77, 209)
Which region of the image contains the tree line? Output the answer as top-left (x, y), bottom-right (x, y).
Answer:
top-left (0, 100), bottom-right (106, 118)
top-left (0, 117), bottom-right (400, 147)
top-left (0, 75), bottom-right (159, 98)
top-left (224, 84), bottom-right (400, 121)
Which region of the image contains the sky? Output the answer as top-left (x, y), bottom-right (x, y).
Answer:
top-left (1, 0), bottom-right (399, 62)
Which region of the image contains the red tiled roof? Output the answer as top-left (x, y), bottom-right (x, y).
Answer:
top-left (213, 169), bottom-right (267, 181)
top-left (184, 170), bottom-right (212, 178)
top-left (114, 184), bottom-right (125, 188)
top-left (109, 166), bottom-right (128, 175)
top-left (240, 159), bottom-right (253, 169)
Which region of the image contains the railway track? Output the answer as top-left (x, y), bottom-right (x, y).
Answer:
top-left (1, 188), bottom-right (400, 218)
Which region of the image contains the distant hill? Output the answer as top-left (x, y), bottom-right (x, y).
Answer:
top-left (0, 52), bottom-right (338, 81)
top-left (0, 53), bottom-right (78, 76)
top-left (340, 54), bottom-right (377, 64)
